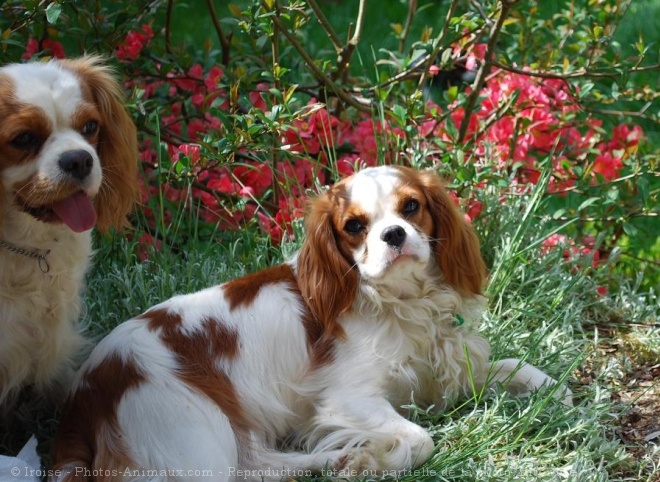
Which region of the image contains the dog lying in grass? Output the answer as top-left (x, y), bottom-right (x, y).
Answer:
top-left (52, 165), bottom-right (571, 481)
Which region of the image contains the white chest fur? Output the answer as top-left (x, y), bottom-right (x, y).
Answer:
top-left (0, 213), bottom-right (91, 403)
top-left (333, 282), bottom-right (491, 411)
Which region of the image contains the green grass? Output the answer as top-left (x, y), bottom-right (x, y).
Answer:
top-left (80, 1), bottom-right (658, 478)
top-left (3, 0), bottom-right (656, 476)
top-left (73, 171), bottom-right (660, 482)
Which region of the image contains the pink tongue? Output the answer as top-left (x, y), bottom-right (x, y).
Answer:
top-left (52, 192), bottom-right (97, 233)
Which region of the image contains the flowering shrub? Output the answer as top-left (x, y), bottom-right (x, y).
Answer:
top-left (1, 0), bottom-right (656, 289)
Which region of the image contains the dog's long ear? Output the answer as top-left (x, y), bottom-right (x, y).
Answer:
top-left (63, 56), bottom-right (138, 233)
top-left (419, 170), bottom-right (486, 297)
top-left (297, 192), bottom-right (358, 338)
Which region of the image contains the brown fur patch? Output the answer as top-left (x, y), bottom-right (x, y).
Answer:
top-left (52, 356), bottom-right (145, 476)
top-left (0, 105), bottom-right (52, 168)
top-left (392, 177), bottom-right (435, 238)
top-left (71, 103), bottom-right (102, 144)
top-left (142, 307), bottom-right (249, 432)
top-left (223, 264), bottom-right (337, 367)
top-left (223, 264), bottom-right (298, 311)
top-left (411, 167), bottom-right (486, 296)
top-left (302, 308), bottom-right (336, 368)
top-left (0, 73), bottom-right (52, 227)
top-left (297, 183), bottom-right (358, 341)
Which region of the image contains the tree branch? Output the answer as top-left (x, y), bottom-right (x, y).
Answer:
top-left (586, 106), bottom-right (659, 123)
top-left (457, 0), bottom-right (515, 142)
top-left (165, 0), bottom-right (174, 55)
top-left (270, 11), bottom-right (372, 114)
top-left (416, 0), bottom-right (462, 90)
top-left (398, 0), bottom-right (417, 53)
top-left (206, 0), bottom-right (232, 65)
top-left (492, 60), bottom-right (660, 80)
top-left (335, 0), bottom-right (367, 80)
top-left (306, 0), bottom-right (343, 51)
top-left (547, 211), bottom-right (658, 223)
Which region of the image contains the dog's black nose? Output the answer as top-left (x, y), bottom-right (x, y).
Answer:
top-left (58, 150), bottom-right (94, 180)
top-left (380, 225), bottom-right (406, 248)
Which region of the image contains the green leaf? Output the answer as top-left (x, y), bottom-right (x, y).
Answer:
top-left (247, 124), bottom-right (264, 136)
top-left (622, 222), bottom-right (639, 237)
top-left (45, 2), bottom-right (62, 24)
top-left (578, 82), bottom-right (594, 99)
top-left (606, 187), bottom-right (620, 202)
top-left (444, 86), bottom-right (459, 103)
top-left (637, 176), bottom-right (650, 203)
top-left (392, 104), bottom-right (406, 127)
top-left (552, 209), bottom-right (566, 220)
top-left (578, 197), bottom-right (601, 211)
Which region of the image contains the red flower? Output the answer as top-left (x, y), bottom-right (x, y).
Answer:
top-left (237, 162), bottom-right (273, 197)
top-left (337, 154), bottom-right (364, 176)
top-left (22, 38), bottom-right (39, 59)
top-left (22, 38), bottom-right (66, 59)
top-left (540, 233), bottom-right (573, 256)
top-left (187, 119), bottom-right (206, 141)
top-left (44, 39), bottom-right (66, 58)
top-left (609, 124), bottom-right (644, 150)
top-left (172, 143), bottom-right (201, 166)
top-left (466, 199), bottom-right (483, 222)
top-left (593, 151), bottom-right (623, 181)
top-left (136, 232), bottom-right (162, 262)
top-left (257, 197), bottom-right (306, 244)
top-left (116, 25), bottom-right (154, 60)
top-left (208, 172), bottom-right (238, 196)
top-left (205, 66), bottom-right (225, 92)
top-left (344, 120), bottom-right (379, 165)
top-left (249, 83), bottom-right (270, 112)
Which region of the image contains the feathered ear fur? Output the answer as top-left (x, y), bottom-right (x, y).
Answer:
top-left (297, 192), bottom-right (359, 338)
top-left (419, 170), bottom-right (486, 297)
top-left (62, 56), bottom-right (138, 233)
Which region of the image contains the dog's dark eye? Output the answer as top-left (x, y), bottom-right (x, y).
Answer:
top-left (11, 132), bottom-right (40, 149)
top-left (344, 219), bottom-right (366, 234)
top-left (81, 120), bottom-right (99, 136)
top-left (402, 199), bottom-right (420, 216)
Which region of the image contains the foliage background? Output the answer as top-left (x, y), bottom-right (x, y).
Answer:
top-left (1, 0), bottom-right (659, 479)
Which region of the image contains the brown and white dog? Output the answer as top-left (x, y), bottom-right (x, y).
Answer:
top-left (52, 165), bottom-right (570, 481)
top-left (0, 57), bottom-right (137, 411)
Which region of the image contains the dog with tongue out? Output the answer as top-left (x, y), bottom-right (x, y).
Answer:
top-left (0, 56), bottom-right (138, 422)
top-left (53, 190), bottom-right (98, 234)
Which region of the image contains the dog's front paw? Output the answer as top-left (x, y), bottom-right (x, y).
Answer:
top-left (334, 426), bottom-right (434, 475)
top-left (335, 446), bottom-right (378, 474)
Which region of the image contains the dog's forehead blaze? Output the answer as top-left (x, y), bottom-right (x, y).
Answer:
top-left (333, 167), bottom-right (435, 236)
top-left (343, 167), bottom-right (402, 215)
top-left (9, 63), bottom-right (82, 114)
